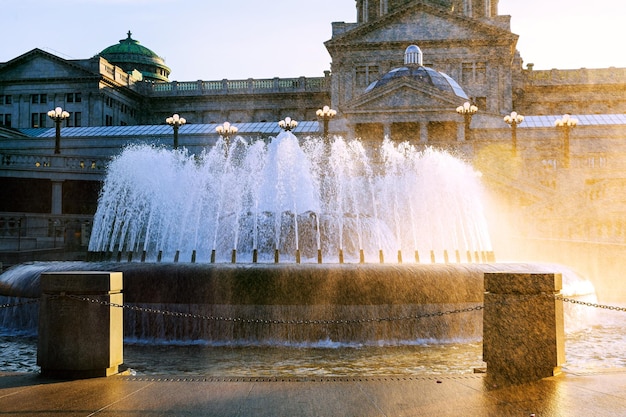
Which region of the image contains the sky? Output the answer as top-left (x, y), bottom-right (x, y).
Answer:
top-left (1, 0), bottom-right (625, 81)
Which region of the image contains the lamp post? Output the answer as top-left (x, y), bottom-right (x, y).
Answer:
top-left (278, 117), bottom-right (298, 132)
top-left (503, 111), bottom-right (524, 156)
top-left (47, 107), bottom-right (70, 154)
top-left (456, 101), bottom-right (478, 140)
top-left (165, 114), bottom-right (186, 149)
top-left (215, 121), bottom-right (238, 158)
top-left (554, 114), bottom-right (578, 168)
top-left (316, 105), bottom-right (336, 144)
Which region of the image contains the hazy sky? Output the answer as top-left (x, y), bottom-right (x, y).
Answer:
top-left (1, 0), bottom-right (624, 81)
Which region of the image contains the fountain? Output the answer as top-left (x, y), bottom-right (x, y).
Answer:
top-left (0, 132), bottom-right (596, 345)
top-left (87, 133), bottom-right (492, 263)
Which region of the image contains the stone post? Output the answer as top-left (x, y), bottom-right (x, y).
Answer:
top-left (37, 271), bottom-right (123, 378)
top-left (483, 272), bottom-right (565, 384)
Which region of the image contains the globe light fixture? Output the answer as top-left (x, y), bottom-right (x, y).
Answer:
top-left (316, 105), bottom-right (336, 143)
top-left (165, 113), bottom-right (186, 149)
top-left (278, 117), bottom-right (298, 132)
top-left (554, 114), bottom-right (578, 168)
top-left (503, 111), bottom-right (524, 156)
top-left (216, 121), bottom-right (238, 157)
top-left (456, 101), bottom-right (478, 140)
top-left (47, 107), bottom-right (70, 154)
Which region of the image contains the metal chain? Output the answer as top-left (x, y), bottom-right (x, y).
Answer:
top-left (555, 294), bottom-right (626, 312)
top-left (0, 299), bottom-right (39, 309)
top-left (65, 294), bottom-right (484, 325)
top-left (3, 293), bottom-right (624, 321)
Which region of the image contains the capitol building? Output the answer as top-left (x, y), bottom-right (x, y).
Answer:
top-left (0, 0), bottom-right (625, 294)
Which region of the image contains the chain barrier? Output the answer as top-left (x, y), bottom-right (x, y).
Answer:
top-left (2, 293), bottom-right (625, 322)
top-left (555, 294), bottom-right (626, 312)
top-left (65, 294), bottom-right (485, 325)
top-left (0, 299), bottom-right (39, 309)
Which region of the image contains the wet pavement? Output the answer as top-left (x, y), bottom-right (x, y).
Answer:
top-left (1, 370), bottom-right (626, 416)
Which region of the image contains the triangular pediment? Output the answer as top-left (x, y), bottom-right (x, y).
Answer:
top-left (326, 1), bottom-right (516, 48)
top-left (0, 49), bottom-right (98, 81)
top-left (345, 78), bottom-right (461, 113)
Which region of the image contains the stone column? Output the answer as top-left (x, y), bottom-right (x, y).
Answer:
top-left (483, 272), bottom-right (565, 384)
top-left (37, 271), bottom-right (123, 378)
top-left (457, 122), bottom-right (466, 141)
top-left (419, 122), bottom-right (428, 142)
top-left (50, 179), bottom-right (63, 215)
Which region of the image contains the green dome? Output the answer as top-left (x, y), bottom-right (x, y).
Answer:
top-left (100, 31), bottom-right (171, 82)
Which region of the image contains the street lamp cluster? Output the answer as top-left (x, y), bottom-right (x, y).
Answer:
top-left (278, 116), bottom-right (298, 131)
top-left (500, 110), bottom-right (577, 167)
top-left (165, 113), bottom-right (186, 149)
top-left (503, 111), bottom-right (524, 156)
top-left (316, 105), bottom-right (336, 142)
top-left (456, 101), bottom-right (478, 139)
top-left (215, 121), bottom-right (238, 157)
top-left (47, 107), bottom-right (70, 154)
top-left (554, 114), bottom-right (578, 168)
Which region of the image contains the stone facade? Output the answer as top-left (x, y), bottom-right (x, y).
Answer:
top-left (1, 0), bottom-right (624, 137)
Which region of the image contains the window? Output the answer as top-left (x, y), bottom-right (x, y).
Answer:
top-left (31, 94), bottom-right (47, 104)
top-left (356, 65), bottom-right (379, 88)
top-left (475, 62), bottom-right (486, 84)
top-left (474, 97), bottom-right (487, 111)
top-left (0, 95), bottom-right (12, 105)
top-left (67, 112), bottom-right (82, 127)
top-left (105, 115), bottom-right (113, 126)
top-left (461, 63), bottom-right (473, 84)
top-left (0, 114), bottom-right (10, 127)
top-left (461, 62), bottom-right (487, 84)
top-left (66, 93), bottom-right (82, 103)
top-left (31, 113), bottom-right (48, 128)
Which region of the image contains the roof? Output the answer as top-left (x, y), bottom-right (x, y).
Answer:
top-left (100, 31), bottom-right (161, 59)
top-left (18, 121), bottom-right (321, 138)
top-left (16, 115), bottom-right (626, 139)
top-left (519, 114), bottom-right (626, 128)
top-left (99, 31), bottom-right (170, 82)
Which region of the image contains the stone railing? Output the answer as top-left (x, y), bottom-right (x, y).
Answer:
top-left (525, 67), bottom-right (626, 86)
top-left (148, 75), bottom-right (329, 96)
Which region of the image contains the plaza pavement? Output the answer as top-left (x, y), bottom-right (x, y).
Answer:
top-left (1, 369), bottom-right (626, 416)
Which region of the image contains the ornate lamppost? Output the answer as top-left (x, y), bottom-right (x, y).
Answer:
top-left (554, 114), bottom-right (578, 168)
top-left (278, 117), bottom-right (298, 132)
top-left (316, 105), bottom-right (336, 144)
top-left (456, 101), bottom-right (478, 140)
top-left (503, 111), bottom-right (524, 156)
top-left (216, 122), bottom-right (238, 158)
top-left (47, 107), bottom-right (70, 154)
top-left (165, 113), bottom-right (186, 149)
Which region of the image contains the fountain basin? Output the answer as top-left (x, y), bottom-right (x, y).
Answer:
top-left (1, 261), bottom-right (581, 344)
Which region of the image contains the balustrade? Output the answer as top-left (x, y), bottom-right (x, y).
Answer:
top-left (150, 76), bottom-right (326, 96)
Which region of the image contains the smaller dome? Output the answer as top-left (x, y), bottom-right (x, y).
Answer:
top-left (100, 31), bottom-right (171, 82)
top-left (365, 45), bottom-right (468, 99)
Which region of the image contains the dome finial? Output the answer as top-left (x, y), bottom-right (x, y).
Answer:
top-left (404, 45), bottom-right (423, 66)
top-left (127, 30), bottom-right (132, 39)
